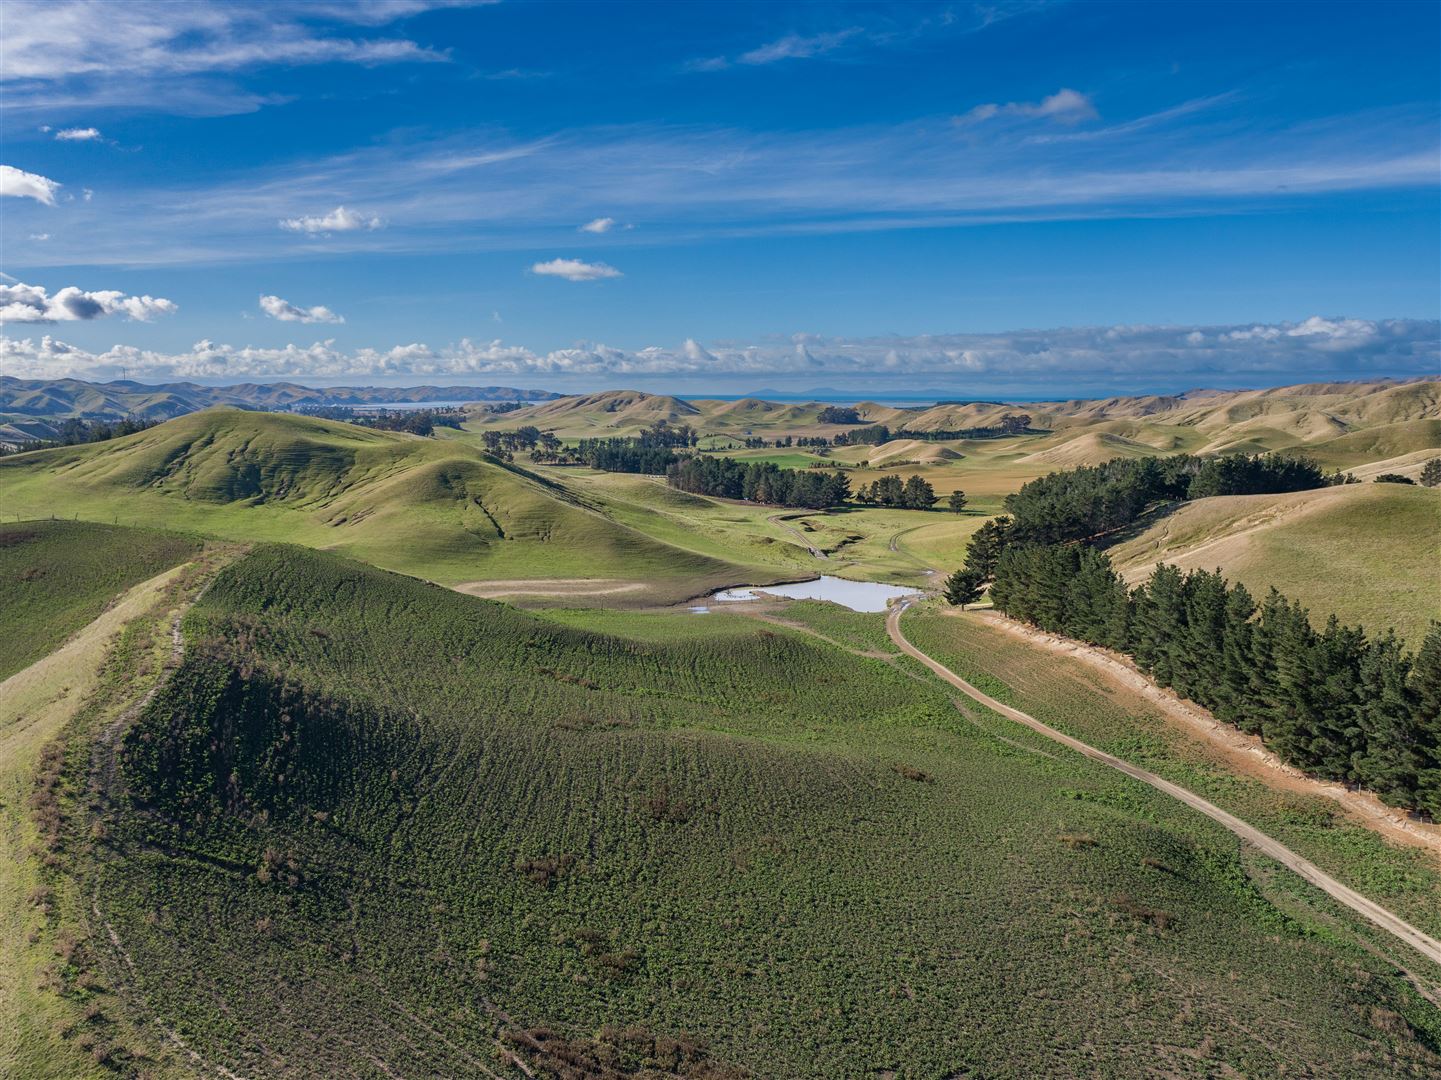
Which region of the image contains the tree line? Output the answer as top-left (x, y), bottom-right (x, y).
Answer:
top-left (855, 474), bottom-right (936, 509)
top-left (942, 450), bottom-right (1441, 816)
top-left (1003, 452), bottom-right (1338, 545)
top-left (983, 545), bottom-right (1440, 815)
top-left (836, 413), bottom-right (1033, 446)
top-left (296, 405), bottom-right (466, 436)
top-left (0, 415), bottom-right (159, 456)
top-left (666, 455), bottom-right (852, 508)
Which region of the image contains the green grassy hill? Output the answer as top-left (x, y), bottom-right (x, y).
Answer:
top-left (0, 521), bottom-right (201, 680)
top-left (40, 543), bottom-right (1439, 1077)
top-left (0, 409), bottom-right (760, 602)
top-left (1106, 483), bottom-right (1441, 643)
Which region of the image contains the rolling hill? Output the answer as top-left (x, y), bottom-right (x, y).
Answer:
top-left (461, 380), bottom-right (1441, 465)
top-left (0, 409), bottom-right (758, 600)
top-left (31, 541), bottom-right (1441, 1077)
top-left (0, 376), bottom-right (560, 445)
top-left (1106, 483), bottom-right (1441, 643)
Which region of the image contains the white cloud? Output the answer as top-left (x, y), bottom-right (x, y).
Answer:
top-left (739, 28), bottom-right (862, 65)
top-left (54, 126), bottom-right (102, 141)
top-left (0, 280), bottom-right (177, 323)
top-left (2, 317), bottom-right (1434, 386)
top-left (959, 87), bottom-right (1098, 125)
top-left (29, 233), bottom-right (51, 241)
top-left (259, 294), bottom-right (344, 324)
top-left (0, 165), bottom-right (62, 205)
top-left (279, 205), bottom-right (383, 234)
top-left (530, 257), bottom-right (622, 281)
top-left (579, 216), bottom-right (616, 233)
top-left (0, 1), bottom-right (458, 83)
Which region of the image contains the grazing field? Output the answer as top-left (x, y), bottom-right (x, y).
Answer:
top-left (1106, 483), bottom-right (1441, 643)
top-left (0, 521), bottom-right (200, 681)
top-left (39, 543), bottom-right (1441, 1077)
top-left (903, 606), bottom-right (1441, 940)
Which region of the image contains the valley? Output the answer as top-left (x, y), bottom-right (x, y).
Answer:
top-left (3, 377), bottom-right (1439, 1078)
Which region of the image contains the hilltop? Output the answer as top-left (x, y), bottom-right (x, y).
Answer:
top-left (463, 378), bottom-right (1440, 457)
top-left (0, 408), bottom-right (758, 600)
top-left (1105, 482), bottom-right (1441, 644)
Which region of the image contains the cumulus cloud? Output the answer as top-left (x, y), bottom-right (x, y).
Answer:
top-left (0, 165), bottom-right (61, 205)
top-left (959, 88), bottom-right (1098, 125)
top-left (0, 280), bottom-right (178, 323)
top-left (259, 294), bottom-right (344, 324)
top-left (279, 205), bottom-right (383, 234)
top-left (530, 257), bottom-right (622, 281)
top-left (579, 216), bottom-right (616, 233)
top-left (54, 127), bottom-right (102, 141)
top-left (3, 317), bottom-right (1434, 388)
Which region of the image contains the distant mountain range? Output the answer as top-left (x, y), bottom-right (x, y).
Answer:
top-left (0, 376), bottom-right (561, 444)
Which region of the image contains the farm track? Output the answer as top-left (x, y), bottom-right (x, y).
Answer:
top-left (887, 601), bottom-right (1441, 974)
top-left (766, 512), bottom-right (827, 558)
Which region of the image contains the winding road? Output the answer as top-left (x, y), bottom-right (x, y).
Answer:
top-left (887, 601), bottom-right (1441, 971)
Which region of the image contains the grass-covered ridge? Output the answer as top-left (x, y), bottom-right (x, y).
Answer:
top-left (1107, 483), bottom-right (1441, 643)
top-left (0, 409), bottom-right (763, 600)
top-left (0, 520), bottom-right (200, 681)
top-left (69, 545), bottom-right (1441, 1077)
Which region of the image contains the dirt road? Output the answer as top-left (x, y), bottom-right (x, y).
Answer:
top-left (767, 512), bottom-right (827, 558)
top-left (887, 601), bottom-right (1441, 970)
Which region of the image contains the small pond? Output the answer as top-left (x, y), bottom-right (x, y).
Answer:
top-left (710, 575), bottom-right (922, 613)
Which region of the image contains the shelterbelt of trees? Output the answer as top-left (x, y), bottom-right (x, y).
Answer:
top-left (947, 451), bottom-right (1440, 816)
top-left (667, 454), bottom-right (853, 509)
top-left (1003, 451), bottom-right (1343, 545)
top-left (838, 413), bottom-right (1033, 446)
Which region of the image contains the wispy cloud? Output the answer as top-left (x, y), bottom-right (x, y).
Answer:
top-left (279, 205), bottom-right (384, 234)
top-left (1025, 92), bottom-right (1241, 144)
top-left (739, 27), bottom-right (863, 66)
top-left (0, 279), bottom-right (177, 323)
top-left (4, 316), bottom-right (1434, 386)
top-left (530, 258), bottom-right (622, 281)
top-left (259, 294), bottom-right (344, 324)
top-left (579, 216), bottom-right (616, 233)
top-left (0, 0), bottom-right (476, 114)
top-left (10, 100), bottom-right (1437, 268)
top-left (0, 165), bottom-right (62, 205)
top-left (54, 126), bottom-right (102, 141)
top-left (958, 88), bottom-right (1098, 126)
top-left (686, 3), bottom-right (1045, 72)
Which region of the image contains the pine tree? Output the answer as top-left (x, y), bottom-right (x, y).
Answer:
top-left (1408, 622), bottom-right (1441, 817)
top-left (1420, 458), bottom-right (1441, 488)
top-left (963, 516), bottom-right (1012, 580)
top-left (1130, 564), bottom-right (1187, 685)
top-left (1351, 632), bottom-right (1421, 805)
top-left (947, 490), bottom-right (968, 513)
top-left (1212, 582), bottom-right (1257, 728)
top-left (943, 568), bottom-right (985, 609)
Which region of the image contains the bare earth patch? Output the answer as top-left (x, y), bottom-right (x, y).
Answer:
top-left (454, 578), bottom-right (649, 599)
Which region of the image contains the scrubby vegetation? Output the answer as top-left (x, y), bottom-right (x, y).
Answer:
top-left (37, 542), bottom-right (1435, 1077)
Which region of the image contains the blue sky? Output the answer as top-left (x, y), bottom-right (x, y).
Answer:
top-left (1, 0), bottom-right (1437, 394)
